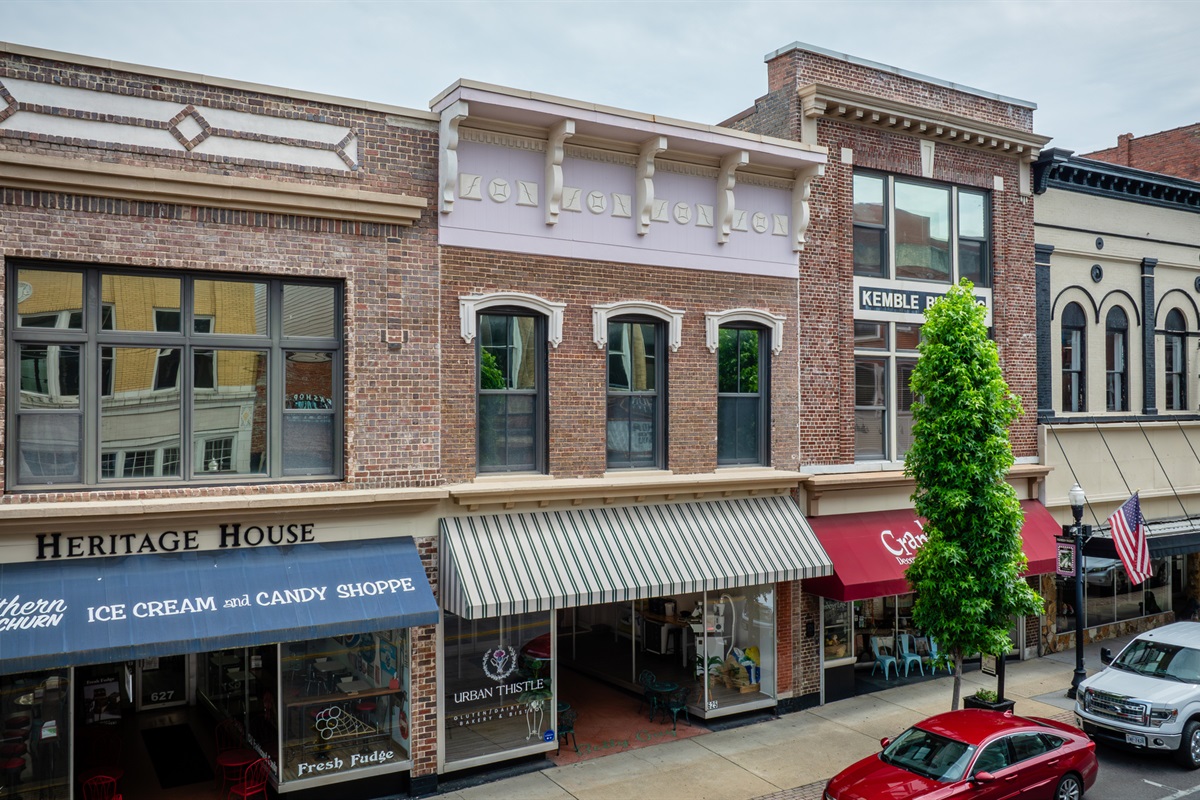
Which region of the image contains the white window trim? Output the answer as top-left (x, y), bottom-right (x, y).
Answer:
top-left (592, 300), bottom-right (684, 352)
top-left (459, 291), bottom-right (566, 348)
top-left (705, 308), bottom-right (785, 355)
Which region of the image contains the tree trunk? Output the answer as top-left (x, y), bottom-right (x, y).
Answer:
top-left (950, 649), bottom-right (965, 710)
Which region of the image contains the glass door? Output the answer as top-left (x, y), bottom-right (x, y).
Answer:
top-left (135, 654), bottom-right (190, 710)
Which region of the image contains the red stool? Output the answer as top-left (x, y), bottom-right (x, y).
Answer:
top-left (0, 756), bottom-right (24, 789)
top-left (2, 729), bottom-right (28, 742)
top-left (353, 700), bottom-right (377, 724)
top-left (4, 717), bottom-right (30, 729)
top-left (217, 747), bottom-right (257, 793)
top-left (0, 743), bottom-right (26, 758)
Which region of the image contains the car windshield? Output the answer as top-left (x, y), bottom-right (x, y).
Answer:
top-left (880, 726), bottom-right (977, 782)
top-left (1113, 640), bottom-right (1200, 683)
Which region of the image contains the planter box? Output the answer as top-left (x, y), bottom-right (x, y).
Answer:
top-left (963, 695), bottom-right (1016, 713)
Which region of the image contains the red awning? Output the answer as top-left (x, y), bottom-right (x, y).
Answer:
top-left (803, 500), bottom-right (1060, 602)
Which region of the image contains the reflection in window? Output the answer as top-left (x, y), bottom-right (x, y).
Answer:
top-left (607, 319), bottom-right (663, 469)
top-left (1055, 556), bottom-right (1171, 630)
top-left (1061, 303), bottom-right (1086, 413)
top-left (854, 358), bottom-right (886, 460)
top-left (10, 265), bottom-right (341, 487)
top-left (1166, 309), bottom-right (1188, 411)
top-left (478, 312), bottom-right (544, 473)
top-left (895, 181), bottom-right (950, 282)
top-left (1106, 307), bottom-right (1128, 412)
top-left (958, 191), bottom-right (989, 287)
top-left (443, 611), bottom-right (553, 765)
top-left (853, 174), bottom-right (886, 277)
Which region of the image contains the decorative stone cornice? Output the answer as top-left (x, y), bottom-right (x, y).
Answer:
top-left (1033, 148), bottom-right (1200, 211)
top-left (0, 150), bottom-right (427, 226)
top-left (798, 82), bottom-right (1051, 162)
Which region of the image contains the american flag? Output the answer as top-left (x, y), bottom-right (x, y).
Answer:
top-left (1108, 492), bottom-right (1152, 586)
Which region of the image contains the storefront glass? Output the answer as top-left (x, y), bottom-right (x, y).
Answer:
top-left (1056, 555), bottom-right (1172, 631)
top-left (1, 669), bottom-right (70, 800)
top-left (443, 610), bottom-right (554, 767)
top-left (559, 588), bottom-right (776, 720)
top-left (195, 630), bottom-right (412, 788)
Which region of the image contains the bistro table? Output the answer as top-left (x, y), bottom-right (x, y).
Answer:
top-left (647, 681), bottom-right (678, 721)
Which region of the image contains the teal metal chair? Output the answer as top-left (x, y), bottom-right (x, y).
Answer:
top-left (921, 638), bottom-right (942, 675)
top-left (557, 708), bottom-right (578, 754)
top-left (659, 685), bottom-right (691, 732)
top-left (636, 670), bottom-right (658, 718)
top-left (870, 636), bottom-right (897, 680)
top-left (898, 634), bottom-right (924, 677)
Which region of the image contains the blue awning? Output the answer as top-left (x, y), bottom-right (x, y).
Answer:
top-left (0, 537), bottom-right (438, 674)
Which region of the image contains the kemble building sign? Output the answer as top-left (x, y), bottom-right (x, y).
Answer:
top-left (854, 277), bottom-right (993, 326)
top-left (432, 81), bottom-right (827, 279)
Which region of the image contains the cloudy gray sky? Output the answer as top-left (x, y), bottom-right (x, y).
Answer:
top-left (4, 0), bottom-right (1197, 155)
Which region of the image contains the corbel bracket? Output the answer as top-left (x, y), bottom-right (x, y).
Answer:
top-left (636, 136), bottom-right (668, 235)
top-left (791, 163), bottom-right (825, 252)
top-left (717, 150), bottom-right (749, 244)
top-left (545, 119), bottom-right (575, 225)
top-left (439, 100), bottom-right (469, 214)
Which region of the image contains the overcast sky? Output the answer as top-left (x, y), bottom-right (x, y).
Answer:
top-left (4, 0), bottom-right (1198, 155)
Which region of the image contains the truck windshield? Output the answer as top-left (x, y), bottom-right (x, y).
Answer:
top-left (1114, 640), bottom-right (1200, 683)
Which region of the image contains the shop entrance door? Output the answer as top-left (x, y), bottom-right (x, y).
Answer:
top-left (134, 655), bottom-right (190, 710)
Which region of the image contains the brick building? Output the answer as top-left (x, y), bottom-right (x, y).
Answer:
top-left (1084, 123), bottom-right (1200, 182)
top-left (0, 42), bottom-right (446, 799)
top-left (724, 42), bottom-right (1060, 699)
top-left (1032, 148), bottom-right (1200, 654)
top-left (0, 37), bottom-right (1074, 799)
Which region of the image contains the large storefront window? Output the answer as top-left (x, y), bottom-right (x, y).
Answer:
top-left (195, 631), bottom-right (412, 788)
top-left (1056, 556), bottom-right (1173, 631)
top-left (1, 669), bottom-right (70, 799)
top-left (558, 587), bottom-right (777, 721)
top-left (9, 264), bottom-right (343, 489)
top-left (443, 611), bottom-right (554, 768)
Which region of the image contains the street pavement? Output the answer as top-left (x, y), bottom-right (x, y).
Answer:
top-left (438, 633), bottom-right (1140, 800)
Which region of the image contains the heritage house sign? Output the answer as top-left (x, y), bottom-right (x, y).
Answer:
top-left (34, 521), bottom-right (318, 560)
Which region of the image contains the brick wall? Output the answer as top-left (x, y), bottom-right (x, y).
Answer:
top-left (440, 247), bottom-right (802, 482)
top-left (1085, 124), bottom-right (1200, 181)
top-left (0, 50), bottom-right (444, 500)
top-left (728, 50), bottom-right (1040, 464)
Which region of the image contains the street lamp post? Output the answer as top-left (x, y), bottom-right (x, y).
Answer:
top-left (1067, 482), bottom-right (1091, 700)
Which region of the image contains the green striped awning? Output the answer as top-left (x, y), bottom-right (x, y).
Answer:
top-left (439, 496), bottom-right (833, 619)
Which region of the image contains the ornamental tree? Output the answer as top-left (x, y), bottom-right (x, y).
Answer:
top-left (904, 280), bottom-right (1042, 710)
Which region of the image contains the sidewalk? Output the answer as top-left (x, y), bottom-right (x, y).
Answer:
top-left (438, 633), bottom-right (1138, 800)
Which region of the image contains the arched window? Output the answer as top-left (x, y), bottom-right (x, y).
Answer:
top-left (1105, 307), bottom-right (1128, 412)
top-left (478, 310), bottom-right (546, 473)
top-left (1061, 303), bottom-right (1087, 413)
top-left (1165, 308), bottom-right (1188, 411)
top-left (717, 325), bottom-right (769, 465)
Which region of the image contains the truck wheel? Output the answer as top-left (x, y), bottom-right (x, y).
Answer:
top-left (1176, 719), bottom-right (1200, 768)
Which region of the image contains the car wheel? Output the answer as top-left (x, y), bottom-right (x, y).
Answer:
top-left (1176, 719), bottom-right (1200, 769)
top-left (1055, 773), bottom-right (1083, 800)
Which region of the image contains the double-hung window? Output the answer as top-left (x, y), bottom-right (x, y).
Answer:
top-left (477, 310), bottom-right (546, 473)
top-left (1105, 307), bottom-right (1128, 412)
top-left (1165, 309), bottom-right (1188, 411)
top-left (9, 264), bottom-right (342, 488)
top-left (717, 326), bottom-right (768, 466)
top-left (606, 318), bottom-right (665, 469)
top-left (853, 172), bottom-right (991, 286)
top-left (1061, 302), bottom-right (1087, 413)
top-left (853, 321), bottom-right (920, 462)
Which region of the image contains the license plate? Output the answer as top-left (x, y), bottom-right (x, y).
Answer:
top-left (1126, 733), bottom-right (1147, 746)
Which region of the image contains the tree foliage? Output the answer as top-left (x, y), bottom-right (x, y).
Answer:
top-left (904, 280), bottom-right (1042, 709)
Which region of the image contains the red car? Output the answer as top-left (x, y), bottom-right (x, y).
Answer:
top-left (824, 709), bottom-right (1098, 800)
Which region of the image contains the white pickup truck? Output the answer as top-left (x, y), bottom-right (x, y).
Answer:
top-left (1075, 621), bottom-right (1200, 768)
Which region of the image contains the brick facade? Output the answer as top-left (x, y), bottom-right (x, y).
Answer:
top-left (1085, 124), bottom-right (1200, 181)
top-left (440, 247), bottom-right (801, 483)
